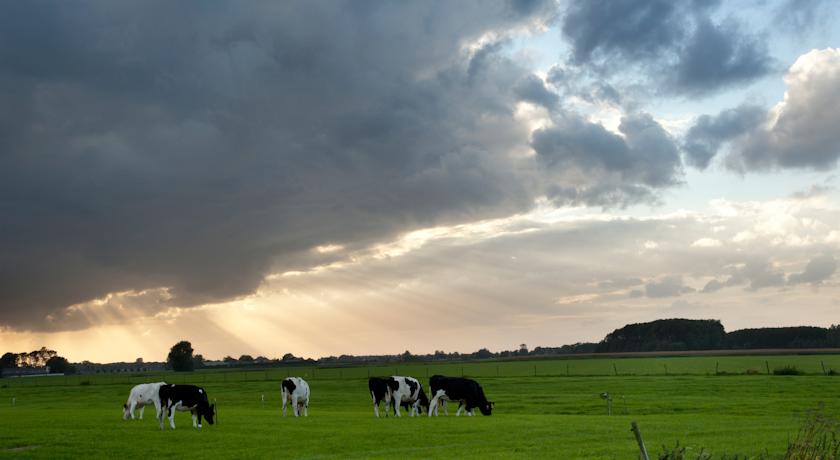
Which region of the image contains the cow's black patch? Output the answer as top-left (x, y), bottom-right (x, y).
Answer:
top-left (406, 378), bottom-right (418, 396)
top-left (282, 378), bottom-right (297, 395)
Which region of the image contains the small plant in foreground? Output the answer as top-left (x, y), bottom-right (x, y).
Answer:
top-left (656, 442), bottom-right (756, 459)
top-left (785, 405), bottom-right (840, 459)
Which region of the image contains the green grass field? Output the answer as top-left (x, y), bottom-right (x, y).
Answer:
top-left (1, 355), bottom-right (838, 459)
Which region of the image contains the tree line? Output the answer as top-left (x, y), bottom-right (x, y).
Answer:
top-left (5, 320), bottom-right (840, 374)
top-left (596, 319), bottom-right (840, 352)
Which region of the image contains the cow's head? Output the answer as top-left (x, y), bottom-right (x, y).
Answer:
top-left (122, 403), bottom-right (131, 420)
top-left (202, 403), bottom-right (216, 425)
top-left (478, 400), bottom-right (493, 416)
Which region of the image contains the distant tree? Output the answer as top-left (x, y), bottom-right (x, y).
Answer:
top-left (598, 319), bottom-right (726, 352)
top-left (282, 353), bottom-right (297, 362)
top-left (519, 343), bottom-right (528, 354)
top-left (135, 357), bottom-right (143, 364)
top-left (167, 341), bottom-right (194, 372)
top-left (223, 356), bottom-right (237, 363)
top-left (46, 356), bottom-right (75, 374)
top-left (0, 352), bottom-right (16, 369)
top-left (192, 354), bottom-right (205, 369)
top-left (238, 354), bottom-right (254, 362)
top-left (473, 348), bottom-right (493, 359)
top-left (401, 350), bottom-right (414, 361)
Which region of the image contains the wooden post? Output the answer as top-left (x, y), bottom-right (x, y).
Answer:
top-left (631, 421), bottom-right (650, 460)
top-left (613, 363), bottom-right (618, 376)
top-left (765, 361), bottom-right (770, 375)
top-left (715, 361), bottom-right (719, 374)
top-left (534, 365), bottom-right (537, 376)
top-left (821, 361), bottom-right (827, 375)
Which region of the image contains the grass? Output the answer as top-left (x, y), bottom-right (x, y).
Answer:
top-left (1, 355), bottom-right (839, 458)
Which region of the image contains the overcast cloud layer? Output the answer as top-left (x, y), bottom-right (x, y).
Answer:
top-left (1, 1), bottom-right (839, 359)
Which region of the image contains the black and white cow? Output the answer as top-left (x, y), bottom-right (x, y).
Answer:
top-left (428, 375), bottom-right (493, 416)
top-left (388, 376), bottom-right (429, 417)
top-left (157, 384), bottom-right (215, 429)
top-left (281, 377), bottom-right (310, 417)
top-left (123, 381), bottom-right (166, 420)
top-left (368, 377), bottom-right (392, 417)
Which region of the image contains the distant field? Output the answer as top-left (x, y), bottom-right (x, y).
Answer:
top-left (1, 354), bottom-right (839, 458)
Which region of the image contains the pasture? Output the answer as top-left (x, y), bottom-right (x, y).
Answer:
top-left (1, 354), bottom-right (839, 459)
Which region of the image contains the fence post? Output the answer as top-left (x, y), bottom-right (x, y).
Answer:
top-left (613, 363), bottom-right (618, 376)
top-left (534, 365), bottom-right (537, 376)
top-left (631, 421), bottom-right (650, 460)
top-left (715, 361), bottom-right (719, 374)
top-left (821, 361), bottom-right (827, 375)
top-left (765, 361), bottom-right (770, 375)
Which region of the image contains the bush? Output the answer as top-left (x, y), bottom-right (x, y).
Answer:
top-left (774, 366), bottom-right (805, 375)
top-left (79, 380), bottom-right (91, 386)
top-left (745, 369), bottom-right (761, 375)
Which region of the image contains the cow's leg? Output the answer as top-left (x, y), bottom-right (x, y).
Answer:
top-left (138, 404), bottom-right (145, 420)
top-left (192, 409), bottom-right (198, 428)
top-left (456, 402), bottom-right (464, 417)
top-left (292, 395), bottom-right (299, 417)
top-left (385, 392), bottom-right (391, 418)
top-left (372, 392), bottom-right (380, 418)
top-left (154, 399), bottom-right (162, 421)
top-left (394, 396), bottom-right (402, 417)
top-left (129, 400), bottom-right (137, 420)
top-left (304, 395), bottom-right (309, 417)
top-left (429, 390), bottom-right (445, 417)
top-left (169, 405), bottom-right (177, 429)
top-left (282, 393), bottom-right (287, 417)
top-left (157, 402), bottom-right (165, 430)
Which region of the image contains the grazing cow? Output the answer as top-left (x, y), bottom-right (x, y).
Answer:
top-left (388, 376), bottom-right (429, 417)
top-left (428, 375), bottom-right (493, 416)
top-left (157, 384), bottom-right (215, 429)
top-left (281, 377), bottom-right (310, 417)
top-left (123, 382), bottom-right (166, 420)
top-left (368, 377), bottom-right (392, 417)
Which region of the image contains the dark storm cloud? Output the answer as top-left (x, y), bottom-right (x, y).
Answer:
top-left (788, 254), bottom-right (837, 285)
top-left (682, 104), bottom-right (765, 169)
top-left (560, 0), bottom-right (772, 96)
top-left (531, 112), bottom-right (682, 206)
top-left (513, 74), bottom-right (559, 109)
top-left (0, 0), bottom-right (559, 331)
top-left (645, 276), bottom-right (693, 298)
top-left (670, 18), bottom-right (774, 95)
top-left (701, 259), bottom-right (786, 293)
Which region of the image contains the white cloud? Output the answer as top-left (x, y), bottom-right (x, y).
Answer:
top-left (691, 238), bottom-right (722, 248)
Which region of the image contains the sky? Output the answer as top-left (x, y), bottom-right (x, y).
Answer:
top-left (1, 0), bottom-right (840, 363)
